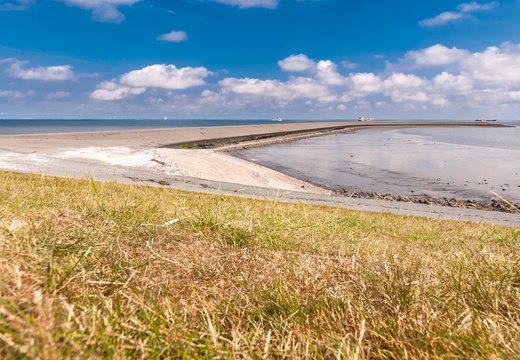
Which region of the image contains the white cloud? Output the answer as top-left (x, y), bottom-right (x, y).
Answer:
top-left (211, 0), bottom-right (279, 9)
top-left (7, 61), bottom-right (76, 81)
top-left (347, 73), bottom-right (383, 93)
top-left (316, 60), bottom-right (346, 85)
top-left (420, 1), bottom-right (498, 27)
top-left (278, 54), bottom-right (316, 72)
top-left (157, 31), bottom-right (188, 43)
top-left (90, 64), bottom-right (212, 101)
top-left (462, 45), bottom-right (520, 85)
top-left (59, 0), bottom-right (141, 23)
top-left (341, 60), bottom-right (358, 69)
top-left (84, 45), bottom-right (520, 115)
top-left (120, 64), bottom-right (211, 89)
top-left (0, 0), bottom-right (34, 11)
top-left (404, 44), bottom-right (470, 67)
top-left (219, 78), bottom-right (282, 96)
top-left (432, 72), bottom-right (473, 93)
top-left (383, 73), bottom-right (425, 89)
top-left (419, 12), bottom-right (464, 27)
top-left (379, 42), bottom-right (520, 109)
top-left (0, 90), bottom-right (34, 98)
top-left (218, 76), bottom-right (334, 105)
top-left (457, 1), bottom-right (498, 13)
top-left (507, 91), bottom-right (520, 101)
top-left (395, 43), bottom-right (520, 87)
top-left (90, 81), bottom-right (146, 101)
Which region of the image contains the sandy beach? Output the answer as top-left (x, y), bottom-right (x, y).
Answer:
top-left (1, 121), bottom-right (518, 226)
top-left (0, 121), bottom-right (370, 194)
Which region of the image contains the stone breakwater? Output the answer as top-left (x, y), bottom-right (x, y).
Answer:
top-left (340, 191), bottom-right (519, 213)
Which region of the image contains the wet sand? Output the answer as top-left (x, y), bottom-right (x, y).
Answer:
top-left (1, 121), bottom-right (518, 226)
top-left (231, 125), bottom-right (520, 212)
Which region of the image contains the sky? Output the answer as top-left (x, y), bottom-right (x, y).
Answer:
top-left (1, 0), bottom-right (520, 119)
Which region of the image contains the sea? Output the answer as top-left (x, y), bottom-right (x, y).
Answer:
top-left (1, 118), bottom-right (519, 203)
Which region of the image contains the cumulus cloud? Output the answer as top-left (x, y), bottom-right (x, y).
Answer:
top-left (216, 44), bottom-right (520, 112)
top-left (399, 43), bottom-right (520, 87)
top-left (59, 0), bottom-right (141, 23)
top-left (383, 73), bottom-right (425, 89)
top-left (278, 54), bottom-right (316, 72)
top-left (90, 64), bottom-right (212, 100)
top-left (347, 73), bottom-right (383, 94)
top-left (0, 90), bottom-right (35, 98)
top-left (462, 45), bottom-right (520, 85)
top-left (315, 60), bottom-right (346, 85)
top-left (120, 64), bottom-right (211, 89)
top-left (420, 1), bottom-right (498, 27)
top-left (85, 44), bottom-right (520, 114)
top-left (211, 0), bottom-right (279, 9)
top-left (6, 60), bottom-right (76, 81)
top-left (212, 61), bottom-right (346, 109)
top-left (157, 31), bottom-right (188, 43)
top-left (219, 77), bottom-right (333, 102)
top-left (0, 0), bottom-right (34, 11)
top-left (209, 73), bottom-right (341, 112)
top-left (90, 81), bottom-right (146, 101)
top-left (432, 72), bottom-right (473, 93)
top-left (199, 57), bottom-right (453, 112)
top-left (404, 44), bottom-right (470, 67)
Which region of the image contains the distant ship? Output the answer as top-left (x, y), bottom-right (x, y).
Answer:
top-left (358, 116), bottom-right (374, 121)
top-left (272, 117), bottom-right (283, 122)
top-left (475, 119), bottom-right (497, 122)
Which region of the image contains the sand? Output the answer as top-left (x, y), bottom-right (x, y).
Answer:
top-left (1, 121), bottom-right (518, 227)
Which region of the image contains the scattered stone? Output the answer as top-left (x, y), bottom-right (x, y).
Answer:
top-left (335, 190), bottom-right (520, 213)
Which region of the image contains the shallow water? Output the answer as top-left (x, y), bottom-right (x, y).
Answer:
top-left (232, 123), bottom-right (520, 203)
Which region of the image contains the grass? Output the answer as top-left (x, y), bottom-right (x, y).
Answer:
top-left (0, 170), bottom-right (519, 359)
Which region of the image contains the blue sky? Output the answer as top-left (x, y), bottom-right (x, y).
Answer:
top-left (1, 0), bottom-right (520, 119)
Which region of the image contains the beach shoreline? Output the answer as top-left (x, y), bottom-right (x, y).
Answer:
top-left (1, 120), bottom-right (518, 225)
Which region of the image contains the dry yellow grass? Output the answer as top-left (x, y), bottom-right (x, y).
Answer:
top-left (0, 171), bottom-right (519, 359)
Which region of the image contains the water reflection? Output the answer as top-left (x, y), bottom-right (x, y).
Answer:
top-left (232, 126), bottom-right (520, 203)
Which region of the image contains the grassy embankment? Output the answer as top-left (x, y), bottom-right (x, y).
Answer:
top-left (0, 171), bottom-right (519, 359)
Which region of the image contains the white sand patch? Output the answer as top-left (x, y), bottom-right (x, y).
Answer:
top-left (1, 145), bottom-right (325, 193)
top-left (57, 147), bottom-right (158, 167)
top-left (148, 148), bottom-right (327, 193)
top-left (27, 154), bottom-right (51, 163)
top-left (0, 152), bottom-right (50, 170)
top-left (0, 160), bottom-right (17, 170)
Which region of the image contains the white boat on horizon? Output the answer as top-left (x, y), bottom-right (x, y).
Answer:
top-left (475, 118), bottom-right (497, 122)
top-left (272, 117), bottom-right (283, 122)
top-left (358, 116), bottom-right (374, 121)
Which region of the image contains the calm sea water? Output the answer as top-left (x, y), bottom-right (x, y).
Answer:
top-left (232, 121), bottom-right (520, 203)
